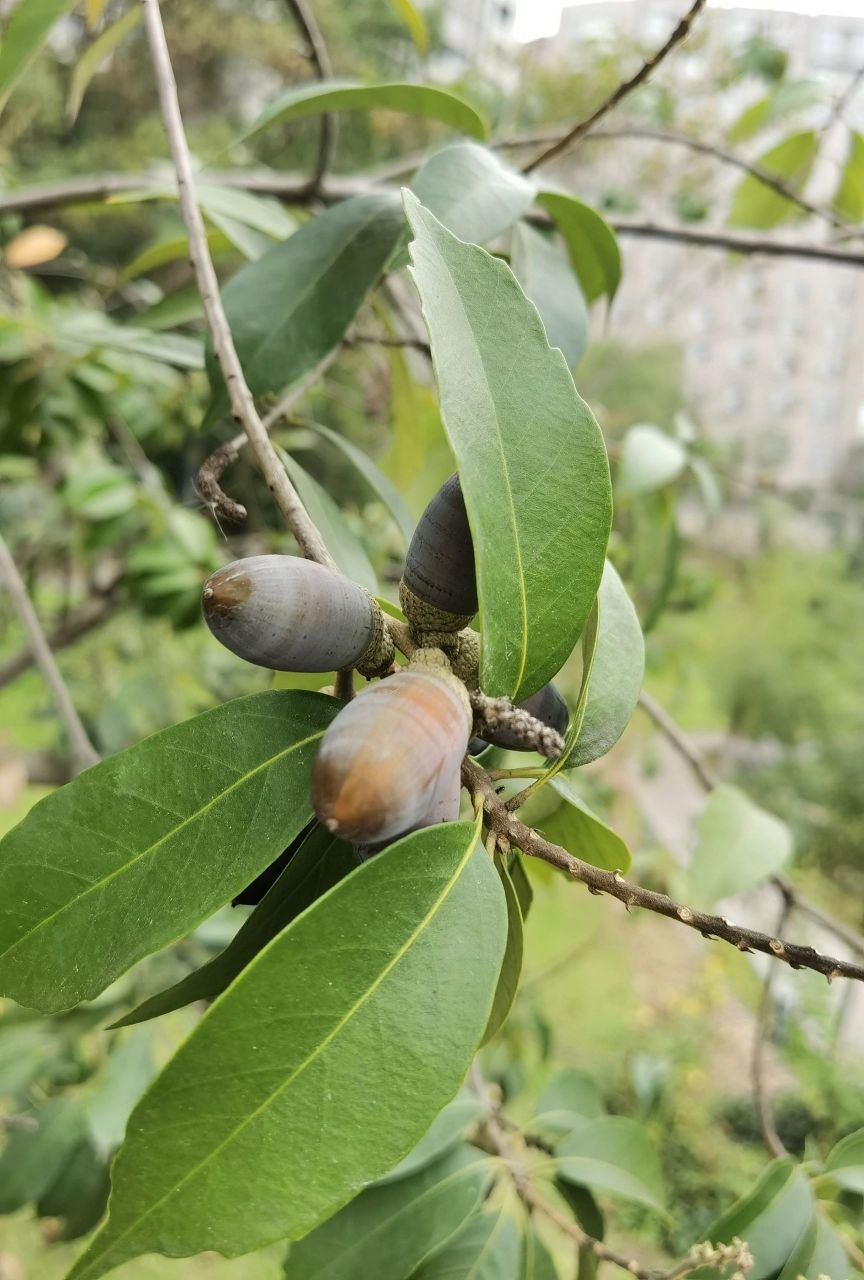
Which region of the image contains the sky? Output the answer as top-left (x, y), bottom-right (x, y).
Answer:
top-left (513, 0), bottom-right (864, 42)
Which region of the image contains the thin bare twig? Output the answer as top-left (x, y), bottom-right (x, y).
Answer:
top-left (347, 331), bottom-right (432, 356)
top-left (0, 583), bottom-right (119, 691)
top-left (140, 0), bottom-right (335, 571)
top-left (282, 0), bottom-right (335, 192)
top-left (463, 757), bottom-right (864, 984)
top-left (751, 899), bottom-right (792, 1160)
top-left (0, 535), bottom-right (99, 774)
top-left (522, 0), bottom-right (707, 174)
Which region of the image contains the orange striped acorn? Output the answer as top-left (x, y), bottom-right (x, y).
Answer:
top-left (352, 766), bottom-right (463, 863)
top-left (311, 661), bottom-right (471, 843)
top-left (201, 555), bottom-right (377, 672)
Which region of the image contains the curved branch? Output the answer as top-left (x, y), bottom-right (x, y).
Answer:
top-left (283, 0), bottom-right (335, 192)
top-left (464, 758), bottom-right (864, 984)
top-left (522, 0), bottom-right (707, 174)
top-left (140, 0), bottom-right (336, 571)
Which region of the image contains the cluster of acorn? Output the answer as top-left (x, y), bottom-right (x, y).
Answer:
top-left (201, 474), bottom-right (568, 880)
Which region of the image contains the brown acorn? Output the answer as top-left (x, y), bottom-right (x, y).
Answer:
top-left (311, 661), bottom-right (471, 843)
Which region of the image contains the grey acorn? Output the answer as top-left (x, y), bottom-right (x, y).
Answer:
top-left (401, 473), bottom-right (477, 631)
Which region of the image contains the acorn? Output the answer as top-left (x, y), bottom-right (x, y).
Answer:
top-left (202, 555), bottom-right (393, 676)
top-left (400, 473), bottom-right (477, 634)
top-left (352, 765), bottom-right (462, 863)
top-left (311, 652), bottom-right (471, 843)
top-left (477, 682), bottom-right (569, 753)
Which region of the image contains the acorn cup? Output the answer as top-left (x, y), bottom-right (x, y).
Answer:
top-left (400, 473), bottom-right (478, 634)
top-left (311, 653), bottom-right (471, 844)
top-left (202, 555), bottom-right (393, 677)
top-left (480, 682), bottom-right (569, 752)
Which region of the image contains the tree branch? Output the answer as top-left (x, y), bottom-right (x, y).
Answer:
top-left (282, 0), bottom-right (335, 193)
top-left (140, 0), bottom-right (336, 571)
top-left (0, 582), bottom-right (119, 691)
top-left (464, 757), bottom-right (864, 983)
top-left (637, 689), bottom-right (720, 789)
top-left (751, 900), bottom-right (792, 1160)
top-left (0, 535), bottom-right (99, 774)
top-left (522, 0), bottom-right (707, 174)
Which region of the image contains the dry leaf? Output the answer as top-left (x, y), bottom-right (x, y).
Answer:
top-left (5, 226), bottom-right (68, 269)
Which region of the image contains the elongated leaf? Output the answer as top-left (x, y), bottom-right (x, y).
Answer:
top-left (0, 690), bottom-right (339, 1012)
top-left (284, 1148), bottom-right (493, 1280)
top-left (64, 322), bottom-right (204, 369)
top-left (689, 784), bottom-right (792, 909)
top-left (67, 7), bottom-right (140, 124)
top-left (511, 223), bottom-right (588, 369)
top-left (728, 131), bottom-right (818, 229)
top-left (566, 561), bottom-right (643, 769)
top-left (110, 181), bottom-right (295, 241)
top-left (542, 778), bottom-right (632, 874)
top-left (68, 823), bottom-right (507, 1280)
top-left (509, 851), bottom-right (533, 921)
top-left (0, 0), bottom-right (76, 111)
top-left (535, 192), bottom-right (621, 303)
top-left (303, 419), bottom-right (415, 545)
top-left (555, 1116), bottom-right (666, 1213)
top-left (382, 346), bottom-right (455, 518)
top-left (404, 192), bottom-right (611, 701)
top-left (85, 1031), bottom-right (155, 1154)
top-left (823, 1128), bottom-right (864, 1193)
top-left (388, 0), bottom-right (428, 54)
top-left (533, 1068), bottom-right (605, 1143)
top-left (279, 450), bottom-right (378, 592)
top-left (121, 229), bottom-right (231, 282)
top-left (521, 1225), bottom-right (560, 1280)
top-left (36, 1138), bottom-right (110, 1240)
top-left (413, 1205), bottom-right (521, 1280)
top-left (0, 1097), bottom-right (86, 1212)
top-left (377, 1091), bottom-right (487, 1185)
top-left (697, 1160), bottom-right (812, 1280)
top-left (834, 129), bottom-right (864, 222)
top-left (113, 826), bottom-right (356, 1028)
top-left (617, 423), bottom-right (687, 495)
top-left (206, 192), bottom-right (403, 422)
top-left (777, 1216), bottom-right (847, 1280)
top-left (411, 142), bottom-right (536, 247)
top-left (482, 852), bottom-right (524, 1043)
top-left (206, 210), bottom-right (272, 261)
top-left (727, 79), bottom-right (822, 143)
top-left (244, 79), bottom-right (486, 145)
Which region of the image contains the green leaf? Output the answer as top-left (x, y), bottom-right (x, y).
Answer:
top-left (387, 0), bottom-right (428, 54)
top-left (823, 1128), bottom-right (864, 1193)
top-left (206, 192), bottom-right (403, 423)
top-left (279, 449), bottom-right (378, 593)
top-left (511, 223), bottom-right (588, 370)
top-left (376, 1091), bottom-right (488, 1185)
top-left (698, 1160), bottom-right (812, 1280)
top-left (206, 210), bottom-right (272, 262)
top-left (113, 826), bottom-right (356, 1028)
top-left (0, 1097), bottom-right (86, 1212)
top-left (68, 823), bottom-right (507, 1280)
top-left (542, 777), bottom-right (632, 874)
top-left (727, 79), bottom-right (822, 143)
top-left (617, 423), bottom-right (687, 495)
top-left (303, 419), bottom-right (415, 546)
top-left (0, 690), bottom-right (339, 1012)
top-left (535, 192), bottom-right (621, 304)
top-left (533, 1067), bottom-right (605, 1143)
top-left (65, 321), bottom-right (204, 370)
top-left (554, 1183), bottom-right (603, 1280)
top-left (283, 1148), bottom-right (493, 1280)
top-left (36, 1138), bottom-right (110, 1240)
top-left (482, 852), bottom-right (525, 1044)
top-left (565, 560), bottom-right (644, 769)
top-left (411, 142), bottom-right (536, 247)
top-left (508, 852), bottom-right (533, 921)
top-left (66, 7), bottom-right (141, 124)
top-left (689, 784), bottom-right (792, 909)
top-left (728, 131), bottom-right (818, 229)
top-left (520, 1225), bottom-right (560, 1280)
top-left (555, 1117), bottom-right (666, 1213)
top-left (404, 191), bottom-right (612, 702)
top-left (121, 230), bottom-right (231, 282)
top-left (413, 1205), bottom-right (522, 1280)
top-left (381, 346), bottom-right (455, 518)
top-left (109, 181), bottom-right (296, 242)
top-left (243, 79), bottom-right (486, 145)
top-left (834, 129), bottom-right (864, 222)
top-left (0, 0), bottom-right (76, 111)
top-left (777, 1215), bottom-right (848, 1280)
top-left (85, 1030), bottom-right (155, 1155)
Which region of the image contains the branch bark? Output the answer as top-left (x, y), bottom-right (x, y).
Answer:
top-left (0, 535), bottom-right (99, 774)
top-left (463, 758), bottom-right (864, 984)
top-left (282, 0), bottom-right (335, 192)
top-left (140, 0), bottom-right (336, 571)
top-left (522, 0), bottom-right (707, 174)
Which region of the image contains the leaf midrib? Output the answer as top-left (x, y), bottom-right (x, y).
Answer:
top-left (0, 728), bottom-right (325, 965)
top-left (81, 832), bottom-right (480, 1274)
